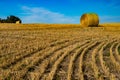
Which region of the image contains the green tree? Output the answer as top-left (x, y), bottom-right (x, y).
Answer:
top-left (6, 15), bottom-right (22, 23)
top-left (0, 18), bottom-right (1, 23)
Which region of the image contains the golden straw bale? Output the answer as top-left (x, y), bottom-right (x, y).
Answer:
top-left (80, 13), bottom-right (99, 27)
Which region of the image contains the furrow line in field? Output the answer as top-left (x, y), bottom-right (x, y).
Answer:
top-left (42, 41), bottom-right (90, 80)
top-left (109, 41), bottom-right (120, 79)
top-left (10, 39), bottom-right (70, 70)
top-left (0, 47), bottom-right (42, 69)
top-left (0, 40), bottom-right (69, 69)
top-left (21, 40), bottom-right (80, 79)
top-left (67, 42), bottom-right (93, 80)
top-left (78, 41), bottom-right (99, 80)
top-left (67, 42), bottom-right (92, 80)
top-left (0, 45), bottom-right (43, 63)
top-left (0, 39), bottom-right (69, 60)
top-left (116, 43), bottom-right (120, 56)
top-left (50, 41), bottom-right (89, 80)
top-left (90, 42), bottom-right (104, 79)
top-left (115, 43), bottom-right (120, 62)
top-left (98, 41), bottom-right (111, 79)
top-left (109, 42), bottom-right (120, 74)
top-left (32, 41), bottom-right (84, 80)
top-left (1, 40), bottom-right (72, 79)
top-left (102, 40), bottom-right (120, 80)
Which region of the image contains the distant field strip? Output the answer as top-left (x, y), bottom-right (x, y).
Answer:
top-left (0, 26), bottom-right (120, 80)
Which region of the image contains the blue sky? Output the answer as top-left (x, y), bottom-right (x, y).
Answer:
top-left (0, 0), bottom-right (120, 23)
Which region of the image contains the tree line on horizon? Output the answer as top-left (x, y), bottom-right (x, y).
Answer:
top-left (0, 15), bottom-right (22, 23)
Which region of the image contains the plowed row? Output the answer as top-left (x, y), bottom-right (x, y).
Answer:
top-left (0, 27), bottom-right (120, 80)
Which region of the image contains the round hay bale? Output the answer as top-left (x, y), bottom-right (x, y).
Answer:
top-left (80, 13), bottom-right (99, 27)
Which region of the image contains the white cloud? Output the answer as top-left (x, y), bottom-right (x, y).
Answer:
top-left (100, 16), bottom-right (120, 23)
top-left (20, 6), bottom-right (79, 23)
top-left (19, 6), bottom-right (120, 23)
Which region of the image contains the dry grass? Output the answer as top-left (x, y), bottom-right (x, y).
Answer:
top-left (0, 23), bottom-right (120, 80)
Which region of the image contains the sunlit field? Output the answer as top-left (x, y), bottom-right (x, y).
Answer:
top-left (0, 23), bottom-right (120, 80)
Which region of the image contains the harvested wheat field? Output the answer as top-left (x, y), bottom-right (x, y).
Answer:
top-left (0, 23), bottom-right (120, 80)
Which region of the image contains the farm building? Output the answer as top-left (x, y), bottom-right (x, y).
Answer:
top-left (16, 20), bottom-right (22, 24)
